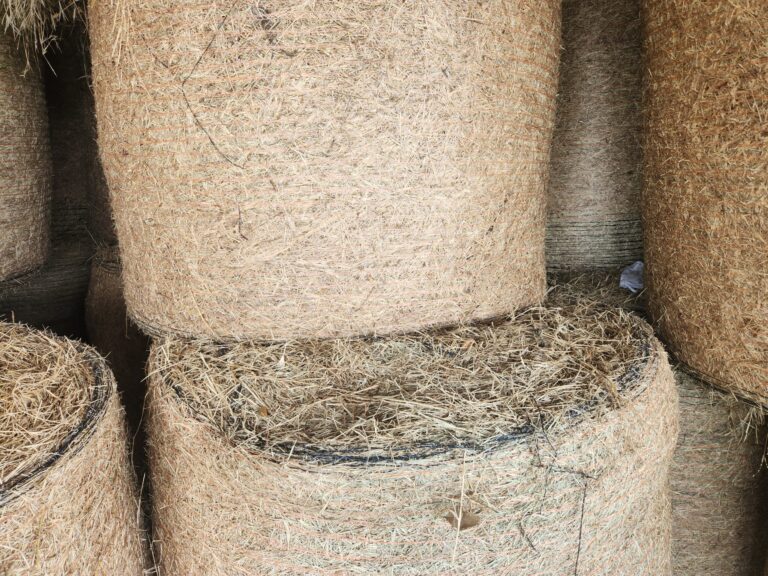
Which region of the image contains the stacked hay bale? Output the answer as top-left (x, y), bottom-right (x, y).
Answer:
top-left (546, 0), bottom-right (643, 272)
top-left (642, 0), bottom-right (768, 404)
top-left (148, 305), bottom-right (677, 574)
top-left (0, 30), bottom-right (51, 283)
top-left (0, 322), bottom-right (146, 574)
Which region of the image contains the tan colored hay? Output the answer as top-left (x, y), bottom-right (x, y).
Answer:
top-left (548, 270), bottom-right (646, 315)
top-left (642, 0), bottom-right (768, 404)
top-left (90, 0), bottom-right (560, 341)
top-left (0, 322), bottom-right (146, 574)
top-left (671, 370), bottom-right (768, 576)
top-left (546, 0), bottom-right (643, 271)
top-left (0, 31), bottom-right (51, 281)
top-left (147, 305), bottom-right (677, 575)
top-left (0, 0), bottom-right (80, 58)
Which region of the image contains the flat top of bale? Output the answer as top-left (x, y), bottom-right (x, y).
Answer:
top-left (153, 303), bottom-right (654, 461)
top-left (0, 322), bottom-right (94, 484)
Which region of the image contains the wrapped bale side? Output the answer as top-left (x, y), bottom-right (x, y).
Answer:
top-left (90, 0), bottom-right (560, 341)
top-left (642, 0), bottom-right (768, 403)
top-left (546, 0), bottom-right (643, 271)
top-left (148, 305), bottom-right (677, 575)
top-left (0, 31), bottom-right (51, 281)
top-left (0, 323), bottom-right (146, 574)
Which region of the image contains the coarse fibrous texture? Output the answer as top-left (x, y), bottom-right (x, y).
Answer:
top-left (148, 305), bottom-right (677, 575)
top-left (0, 241), bottom-right (91, 338)
top-left (0, 0), bottom-right (80, 58)
top-left (90, 0), bottom-right (560, 341)
top-left (548, 270), bottom-right (646, 315)
top-left (642, 0), bottom-right (768, 404)
top-left (0, 322), bottom-right (146, 575)
top-left (671, 370), bottom-right (768, 576)
top-left (0, 31), bottom-right (50, 281)
top-left (546, 0), bottom-right (643, 271)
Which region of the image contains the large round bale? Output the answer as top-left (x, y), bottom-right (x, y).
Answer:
top-left (642, 1), bottom-right (768, 403)
top-left (671, 370), bottom-right (768, 576)
top-left (546, 0), bottom-right (643, 271)
top-left (90, 0), bottom-right (561, 341)
top-left (0, 322), bottom-right (146, 574)
top-left (148, 305), bottom-right (677, 575)
top-left (0, 31), bottom-right (51, 281)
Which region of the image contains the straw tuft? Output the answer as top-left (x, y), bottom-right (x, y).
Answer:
top-left (0, 0), bottom-right (80, 58)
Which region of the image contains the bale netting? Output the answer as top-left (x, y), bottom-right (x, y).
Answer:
top-left (671, 369), bottom-right (768, 576)
top-left (0, 31), bottom-right (51, 282)
top-left (0, 322), bottom-right (146, 574)
top-left (147, 304), bottom-right (678, 575)
top-left (546, 0), bottom-right (643, 272)
top-left (90, 0), bottom-right (561, 341)
top-left (642, 0), bottom-right (768, 404)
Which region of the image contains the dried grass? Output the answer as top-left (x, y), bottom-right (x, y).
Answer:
top-left (148, 305), bottom-right (677, 574)
top-left (0, 0), bottom-right (80, 58)
top-left (547, 270), bottom-right (646, 316)
top-left (90, 0), bottom-right (560, 340)
top-left (546, 0), bottom-right (643, 271)
top-left (642, 0), bottom-right (768, 404)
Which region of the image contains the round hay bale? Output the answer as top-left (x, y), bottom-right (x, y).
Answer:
top-left (671, 370), bottom-right (768, 576)
top-left (546, 0), bottom-right (643, 272)
top-left (147, 305), bottom-right (677, 575)
top-left (0, 322), bottom-right (146, 574)
top-left (88, 154), bottom-right (117, 246)
top-left (89, 0), bottom-right (561, 341)
top-left (642, 0), bottom-right (768, 403)
top-left (0, 241), bottom-right (91, 338)
top-left (0, 31), bottom-right (51, 282)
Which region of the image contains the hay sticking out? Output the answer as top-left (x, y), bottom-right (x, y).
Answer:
top-left (1, 0), bottom-right (80, 58)
top-left (671, 370), bottom-right (768, 576)
top-left (0, 322), bottom-right (147, 573)
top-left (547, 270), bottom-right (646, 315)
top-left (148, 306), bottom-right (677, 574)
top-left (90, 0), bottom-right (560, 341)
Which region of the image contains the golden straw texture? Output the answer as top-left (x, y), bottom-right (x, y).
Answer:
top-left (671, 370), bottom-right (768, 576)
top-left (148, 306), bottom-right (677, 575)
top-left (546, 0), bottom-right (643, 271)
top-left (0, 31), bottom-right (50, 281)
top-left (90, 0), bottom-right (560, 341)
top-left (642, 0), bottom-right (768, 404)
top-left (0, 323), bottom-right (146, 575)
top-left (0, 0), bottom-right (80, 58)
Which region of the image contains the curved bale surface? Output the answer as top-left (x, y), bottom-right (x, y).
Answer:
top-left (642, 0), bottom-right (768, 404)
top-left (671, 370), bottom-right (768, 576)
top-left (0, 32), bottom-right (51, 281)
top-left (546, 0), bottom-right (643, 271)
top-left (0, 323), bottom-right (146, 575)
top-left (148, 305), bottom-right (677, 575)
top-left (90, 0), bottom-right (560, 341)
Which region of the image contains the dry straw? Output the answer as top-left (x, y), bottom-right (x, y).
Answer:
top-left (0, 0), bottom-right (80, 58)
top-left (546, 0), bottom-right (643, 271)
top-left (90, 0), bottom-right (561, 341)
top-left (148, 304), bottom-right (677, 575)
top-left (642, 0), bottom-right (768, 404)
top-left (671, 369), bottom-right (768, 576)
top-left (0, 322), bottom-right (146, 574)
top-left (0, 31), bottom-right (50, 281)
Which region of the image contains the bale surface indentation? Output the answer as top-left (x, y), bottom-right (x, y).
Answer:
top-left (148, 305), bottom-right (677, 575)
top-left (0, 323), bottom-right (146, 575)
top-left (642, 0), bottom-right (768, 403)
top-left (90, 0), bottom-right (560, 340)
top-left (0, 32), bottom-right (51, 281)
top-left (546, 0), bottom-right (643, 271)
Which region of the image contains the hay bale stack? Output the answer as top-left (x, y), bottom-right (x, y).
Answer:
top-left (0, 322), bottom-right (146, 574)
top-left (148, 305), bottom-right (677, 575)
top-left (546, 0), bottom-right (643, 271)
top-left (0, 31), bottom-right (50, 282)
top-left (671, 370), bottom-right (768, 575)
top-left (90, 0), bottom-right (560, 341)
top-left (642, 0), bottom-right (768, 403)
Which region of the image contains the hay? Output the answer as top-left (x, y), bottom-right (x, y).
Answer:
top-left (0, 31), bottom-right (50, 282)
top-left (642, 0), bottom-right (768, 404)
top-left (90, 0), bottom-right (561, 341)
top-left (0, 322), bottom-right (146, 574)
top-left (0, 0), bottom-right (80, 58)
top-left (546, 0), bottom-right (643, 272)
top-left (671, 369), bottom-right (768, 576)
top-left (0, 241), bottom-right (91, 338)
top-left (147, 305), bottom-right (677, 575)
top-left (547, 270), bottom-right (646, 315)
